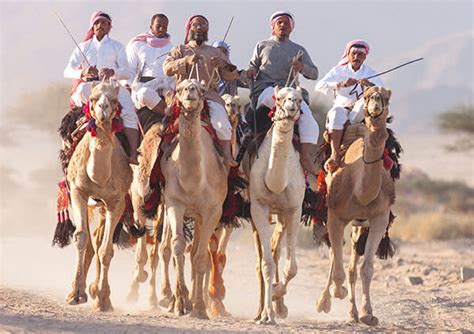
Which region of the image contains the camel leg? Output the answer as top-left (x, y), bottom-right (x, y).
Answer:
top-left (148, 204), bottom-right (164, 309)
top-left (89, 207), bottom-right (106, 300)
top-left (93, 200), bottom-right (125, 312)
top-left (66, 189), bottom-right (89, 305)
top-left (158, 214), bottom-right (174, 309)
top-left (359, 211), bottom-right (389, 326)
top-left (167, 204), bottom-right (190, 316)
top-left (126, 235), bottom-right (148, 303)
top-left (328, 213), bottom-right (348, 300)
top-left (316, 248), bottom-right (334, 313)
top-left (190, 210), bottom-right (221, 320)
top-left (252, 204), bottom-right (276, 325)
top-left (273, 209), bottom-right (301, 319)
top-left (270, 216), bottom-right (288, 319)
top-left (209, 225), bottom-right (233, 317)
top-left (348, 226), bottom-right (361, 323)
top-left (251, 221), bottom-right (265, 322)
top-left (82, 206), bottom-right (96, 284)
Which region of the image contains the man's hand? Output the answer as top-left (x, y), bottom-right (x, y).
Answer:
top-left (337, 78), bottom-right (358, 88)
top-left (81, 66), bottom-right (98, 79)
top-left (210, 56), bottom-right (226, 69)
top-left (99, 68), bottom-right (115, 79)
top-left (292, 59), bottom-right (304, 73)
top-left (246, 68), bottom-right (257, 79)
top-left (359, 78), bottom-right (375, 87)
top-left (186, 54), bottom-right (202, 65)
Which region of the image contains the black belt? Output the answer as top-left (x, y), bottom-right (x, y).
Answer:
top-left (139, 76), bottom-right (155, 83)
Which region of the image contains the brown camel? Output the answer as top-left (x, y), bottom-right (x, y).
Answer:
top-left (242, 86), bottom-right (306, 324)
top-left (161, 79), bottom-right (228, 319)
top-left (206, 93), bottom-right (243, 317)
top-left (316, 86), bottom-right (394, 326)
top-left (65, 82), bottom-right (133, 311)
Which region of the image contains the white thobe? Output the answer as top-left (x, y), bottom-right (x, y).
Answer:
top-left (64, 35), bottom-right (138, 129)
top-left (315, 63), bottom-right (383, 130)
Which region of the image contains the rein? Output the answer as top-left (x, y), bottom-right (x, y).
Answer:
top-left (362, 141), bottom-right (384, 165)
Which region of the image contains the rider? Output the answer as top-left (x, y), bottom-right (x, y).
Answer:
top-left (64, 11), bottom-right (139, 164)
top-left (238, 11), bottom-right (320, 174)
top-left (163, 15), bottom-right (240, 167)
top-left (315, 39), bottom-right (383, 172)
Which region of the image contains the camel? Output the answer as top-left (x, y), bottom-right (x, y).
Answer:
top-left (241, 86), bottom-right (306, 324)
top-left (65, 82), bottom-right (133, 311)
top-left (316, 86), bottom-right (394, 326)
top-left (206, 93), bottom-right (244, 317)
top-left (159, 79), bottom-right (228, 319)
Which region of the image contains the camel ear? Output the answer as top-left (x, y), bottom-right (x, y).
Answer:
top-left (384, 88), bottom-right (392, 99)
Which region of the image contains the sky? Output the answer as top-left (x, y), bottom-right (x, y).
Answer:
top-left (0, 0), bottom-right (472, 113)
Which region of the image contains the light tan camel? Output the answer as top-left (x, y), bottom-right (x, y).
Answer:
top-left (316, 86), bottom-right (394, 326)
top-left (206, 93), bottom-right (243, 317)
top-left (242, 86), bottom-right (306, 324)
top-left (65, 82), bottom-right (133, 311)
top-left (161, 79), bottom-right (228, 319)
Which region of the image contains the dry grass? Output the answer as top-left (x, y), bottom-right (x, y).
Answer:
top-left (391, 211), bottom-right (474, 241)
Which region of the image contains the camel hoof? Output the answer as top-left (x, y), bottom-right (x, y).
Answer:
top-left (360, 314), bottom-right (379, 326)
top-left (66, 291), bottom-right (88, 305)
top-left (89, 283), bottom-right (98, 299)
top-left (255, 316), bottom-right (276, 325)
top-left (190, 308), bottom-right (209, 320)
top-left (274, 298), bottom-right (288, 319)
top-left (316, 293), bottom-right (332, 313)
top-left (93, 298), bottom-right (114, 312)
top-left (137, 270), bottom-right (148, 283)
top-left (148, 294), bottom-right (159, 310)
top-left (210, 300), bottom-right (231, 318)
top-left (331, 285), bottom-right (348, 300)
top-left (272, 283), bottom-right (286, 300)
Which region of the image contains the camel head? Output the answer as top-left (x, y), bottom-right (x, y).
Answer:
top-left (363, 86), bottom-right (391, 120)
top-left (272, 86), bottom-right (303, 127)
top-left (222, 94), bottom-right (241, 125)
top-left (89, 83), bottom-right (120, 127)
top-left (175, 79), bottom-right (206, 116)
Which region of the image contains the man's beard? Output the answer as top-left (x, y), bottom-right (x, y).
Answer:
top-left (188, 30), bottom-right (208, 45)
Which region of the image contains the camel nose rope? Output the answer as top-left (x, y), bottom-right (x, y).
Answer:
top-left (285, 50), bottom-right (305, 88)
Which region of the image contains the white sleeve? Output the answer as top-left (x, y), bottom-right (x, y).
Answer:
top-left (63, 47), bottom-right (84, 80)
top-left (314, 67), bottom-right (339, 95)
top-left (126, 42), bottom-right (140, 86)
top-left (112, 44), bottom-right (132, 81)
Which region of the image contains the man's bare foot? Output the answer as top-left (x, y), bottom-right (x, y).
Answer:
top-left (224, 155), bottom-right (238, 168)
top-left (300, 154), bottom-right (316, 175)
top-left (324, 154), bottom-right (340, 173)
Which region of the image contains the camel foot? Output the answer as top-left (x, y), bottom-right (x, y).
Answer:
top-left (316, 292), bottom-right (332, 313)
top-left (273, 298), bottom-right (288, 319)
top-left (148, 292), bottom-right (159, 310)
top-left (255, 311), bottom-right (276, 325)
top-left (93, 297), bottom-right (114, 312)
top-left (272, 282), bottom-right (286, 300)
top-left (254, 308), bottom-right (263, 322)
top-left (331, 285), bottom-right (348, 300)
top-left (210, 299), bottom-right (231, 318)
top-left (137, 270), bottom-right (148, 283)
top-left (159, 295), bottom-right (174, 309)
top-left (189, 303), bottom-right (209, 320)
top-left (66, 290), bottom-right (88, 305)
top-left (89, 283), bottom-right (98, 300)
top-left (173, 294), bottom-right (189, 316)
top-left (360, 314), bottom-right (379, 326)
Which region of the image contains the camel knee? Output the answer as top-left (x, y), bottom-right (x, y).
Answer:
top-left (74, 230), bottom-right (88, 249)
top-left (98, 248), bottom-right (114, 267)
top-left (171, 236), bottom-right (185, 256)
top-left (283, 261), bottom-right (297, 282)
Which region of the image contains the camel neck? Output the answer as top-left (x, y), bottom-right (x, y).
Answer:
top-left (87, 125), bottom-right (114, 184)
top-left (177, 107), bottom-right (203, 191)
top-left (264, 122), bottom-right (294, 194)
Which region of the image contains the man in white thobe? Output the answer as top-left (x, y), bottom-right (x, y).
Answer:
top-left (315, 39), bottom-right (383, 172)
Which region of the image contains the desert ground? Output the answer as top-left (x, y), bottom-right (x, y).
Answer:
top-left (1, 231), bottom-right (473, 333)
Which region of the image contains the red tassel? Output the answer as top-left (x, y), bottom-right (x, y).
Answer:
top-left (383, 148), bottom-right (394, 171)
